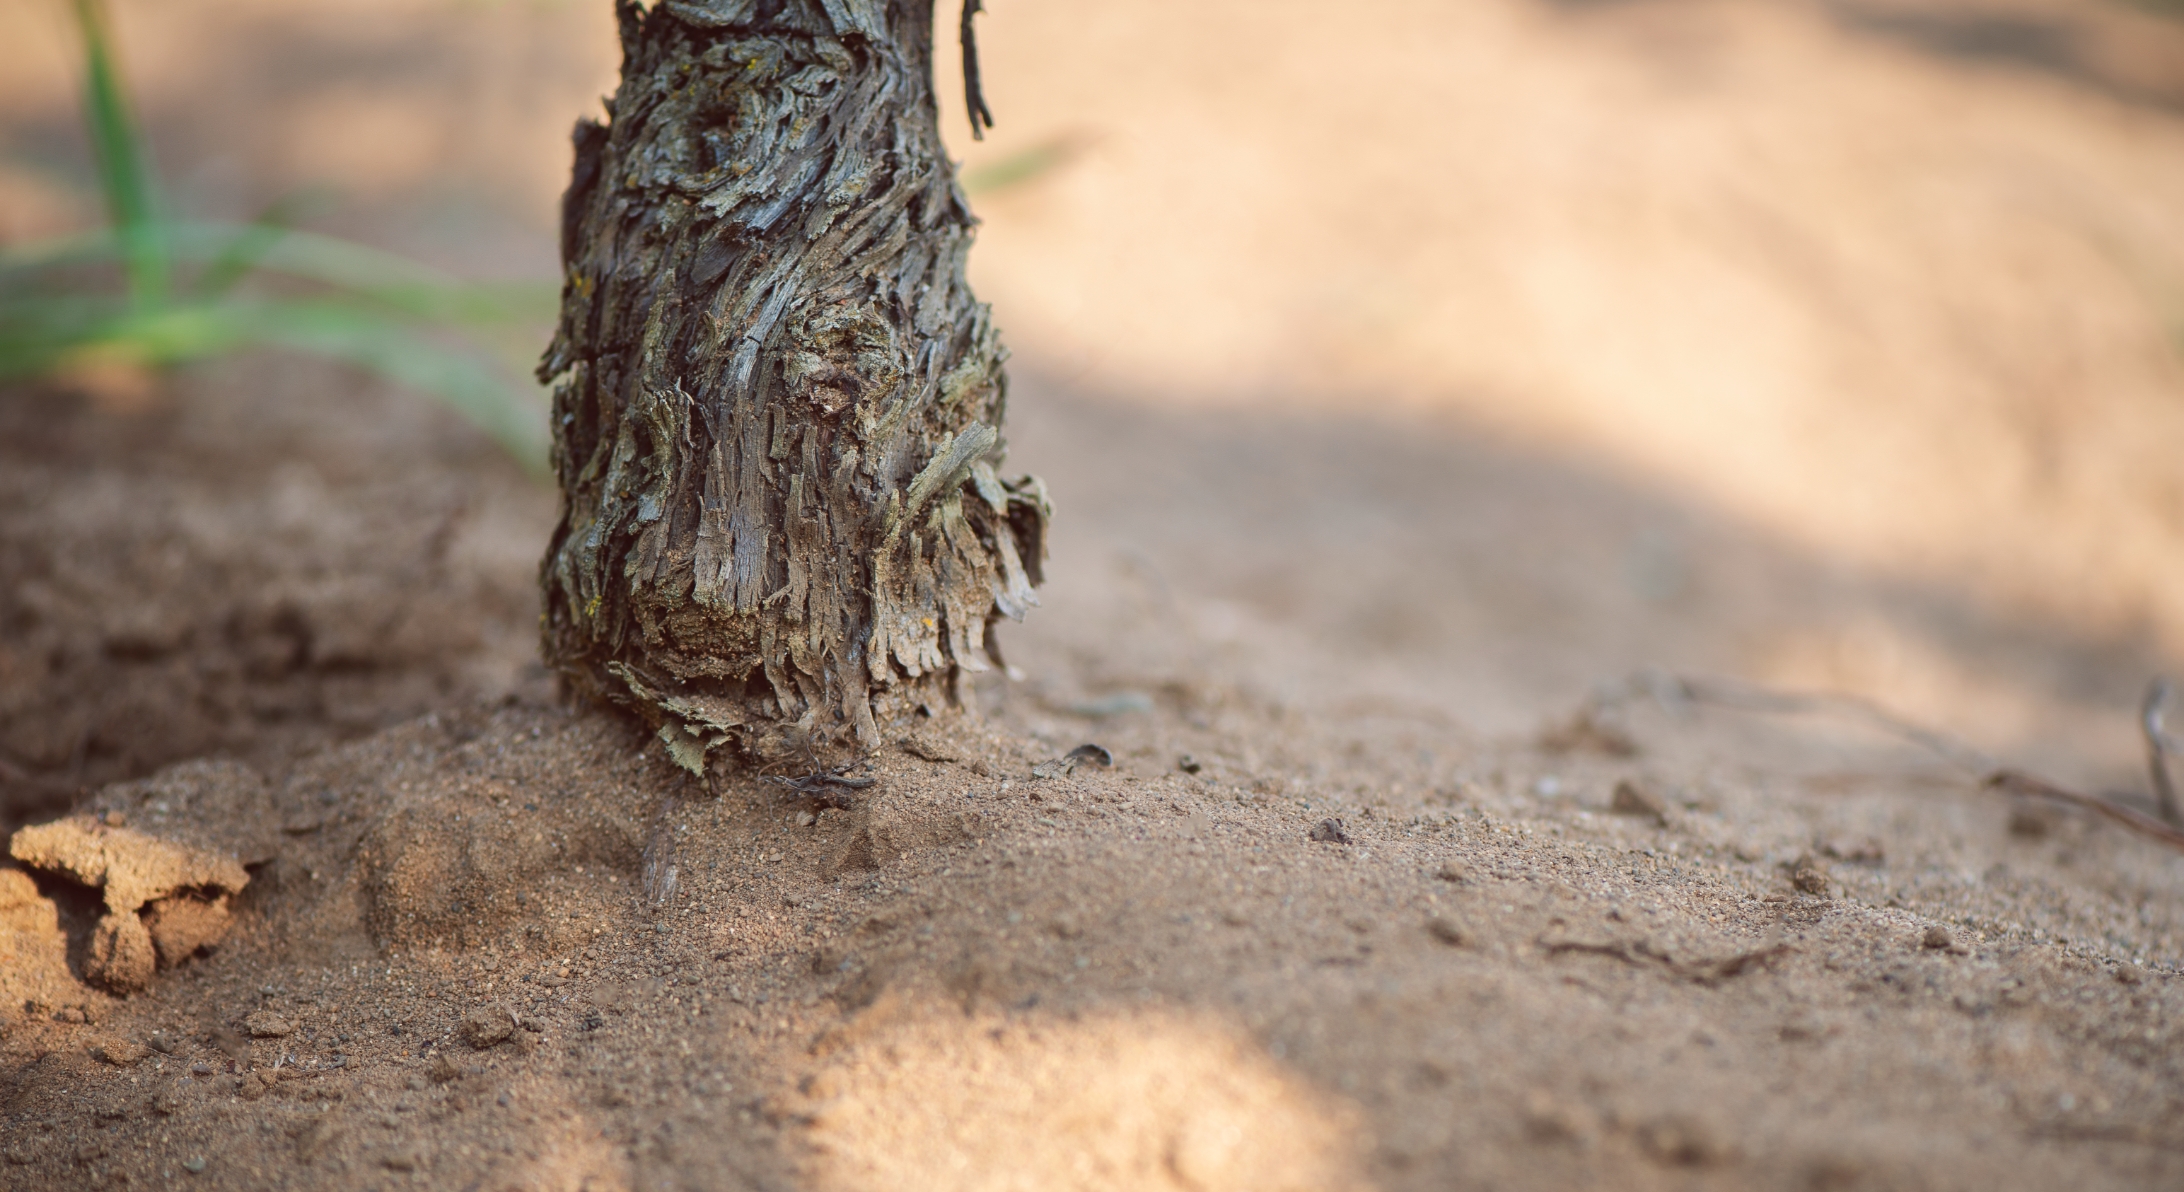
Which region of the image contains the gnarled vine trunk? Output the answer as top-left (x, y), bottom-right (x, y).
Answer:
top-left (538, 0), bottom-right (1046, 770)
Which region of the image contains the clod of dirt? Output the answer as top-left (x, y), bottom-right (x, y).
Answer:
top-left (1521, 1089), bottom-right (1598, 1146)
top-left (8, 815), bottom-right (251, 992)
top-left (87, 1037), bottom-right (147, 1066)
top-left (1785, 854), bottom-right (1832, 897)
top-left (1308, 819), bottom-right (1353, 845)
top-left (1635, 1115), bottom-right (1727, 1167)
top-left (1425, 916), bottom-right (1471, 947)
top-left (1539, 707), bottom-right (1639, 758)
top-left (1921, 925), bottom-right (1960, 952)
top-left (1609, 779), bottom-right (1667, 823)
top-left (244, 1011), bottom-right (293, 1038)
top-left (1031, 743), bottom-right (1114, 780)
top-left (1433, 860), bottom-right (1471, 883)
top-left (2007, 802), bottom-right (2059, 839)
top-left (460, 1004), bottom-right (514, 1048)
top-left (429, 1052), bottom-right (464, 1082)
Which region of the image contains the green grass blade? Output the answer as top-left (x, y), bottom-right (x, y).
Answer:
top-left (244, 301), bottom-right (550, 475)
top-left (71, 0), bottom-right (166, 304)
top-left (0, 292), bottom-right (548, 476)
top-left (0, 222), bottom-right (557, 328)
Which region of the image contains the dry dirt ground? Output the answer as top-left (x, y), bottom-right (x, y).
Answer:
top-left (6, 1), bottom-right (2184, 1190)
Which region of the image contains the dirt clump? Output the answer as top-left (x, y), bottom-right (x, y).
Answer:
top-left (9, 809), bottom-right (251, 992)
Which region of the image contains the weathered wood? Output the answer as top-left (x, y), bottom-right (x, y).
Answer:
top-left (538, 0), bottom-right (1046, 770)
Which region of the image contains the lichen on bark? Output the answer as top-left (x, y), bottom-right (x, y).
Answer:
top-left (538, 0), bottom-right (1047, 769)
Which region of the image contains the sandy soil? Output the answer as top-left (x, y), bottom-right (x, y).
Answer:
top-left (5, 1), bottom-right (2184, 1189)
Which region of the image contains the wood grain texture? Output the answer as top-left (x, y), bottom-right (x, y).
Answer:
top-left (539, 0), bottom-right (1046, 768)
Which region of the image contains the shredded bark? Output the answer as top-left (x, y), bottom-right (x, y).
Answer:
top-left (539, 0), bottom-right (1047, 769)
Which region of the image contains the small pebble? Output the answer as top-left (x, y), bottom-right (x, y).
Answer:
top-left (1786, 855), bottom-right (1831, 897)
top-left (1433, 860), bottom-right (1470, 883)
top-left (1922, 925), bottom-right (1957, 951)
top-left (244, 1011), bottom-right (294, 1038)
top-left (459, 1004), bottom-right (515, 1048)
top-left (89, 1038), bottom-right (149, 1066)
top-left (183, 1156), bottom-right (207, 1174)
top-left (1307, 818), bottom-right (1353, 845)
top-left (1425, 916), bottom-right (1470, 947)
top-left (1609, 779), bottom-right (1666, 822)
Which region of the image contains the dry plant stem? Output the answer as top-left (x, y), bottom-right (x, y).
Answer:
top-left (1615, 673), bottom-right (2184, 855)
top-left (539, 0), bottom-right (1047, 769)
top-left (2141, 678), bottom-right (2183, 828)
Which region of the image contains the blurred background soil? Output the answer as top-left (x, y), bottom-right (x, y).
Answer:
top-left (4, 1), bottom-right (2184, 1189)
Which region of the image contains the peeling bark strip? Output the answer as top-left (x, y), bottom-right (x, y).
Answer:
top-left (538, 0), bottom-right (1047, 768)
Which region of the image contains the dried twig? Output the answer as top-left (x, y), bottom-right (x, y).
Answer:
top-left (960, 0), bottom-right (995, 141)
top-left (641, 796), bottom-right (680, 907)
top-left (1596, 671), bottom-right (2184, 855)
top-left (2141, 679), bottom-right (2183, 828)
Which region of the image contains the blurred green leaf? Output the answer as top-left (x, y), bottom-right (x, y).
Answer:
top-left (73, 0), bottom-right (166, 304)
top-left (3, 0), bottom-right (557, 479)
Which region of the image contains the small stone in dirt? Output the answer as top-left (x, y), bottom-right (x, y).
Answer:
top-left (146, 1031), bottom-right (178, 1055)
top-left (1610, 779), bottom-right (1667, 822)
top-left (1636, 1116), bottom-right (1724, 1167)
top-left (1786, 854), bottom-right (1831, 896)
top-left (1433, 860), bottom-right (1471, 883)
top-left (1307, 819), bottom-right (1353, 845)
top-left (150, 1080), bottom-right (190, 1115)
top-left (244, 1011), bottom-right (293, 1038)
top-left (1425, 916), bottom-right (1471, 947)
top-left (429, 1052), bottom-right (463, 1083)
top-left (2117, 963), bottom-right (2146, 985)
top-left (1032, 744), bottom-right (1115, 780)
top-left (88, 1037), bottom-right (148, 1066)
top-left (1821, 836), bottom-right (1885, 864)
top-left (460, 1005), bottom-right (514, 1048)
top-left (183, 1156), bottom-right (206, 1174)
top-left (53, 1007), bottom-right (86, 1025)
top-left (2007, 803), bottom-right (2057, 839)
top-left (1177, 754), bottom-right (1204, 775)
top-left (1521, 1089), bottom-right (1596, 1146)
top-left (1921, 925), bottom-right (1959, 951)
top-left (796, 811), bottom-right (817, 828)
top-left (1049, 913), bottom-right (1082, 939)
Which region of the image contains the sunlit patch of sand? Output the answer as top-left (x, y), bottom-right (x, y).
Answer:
top-left (796, 994), bottom-right (1372, 1192)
